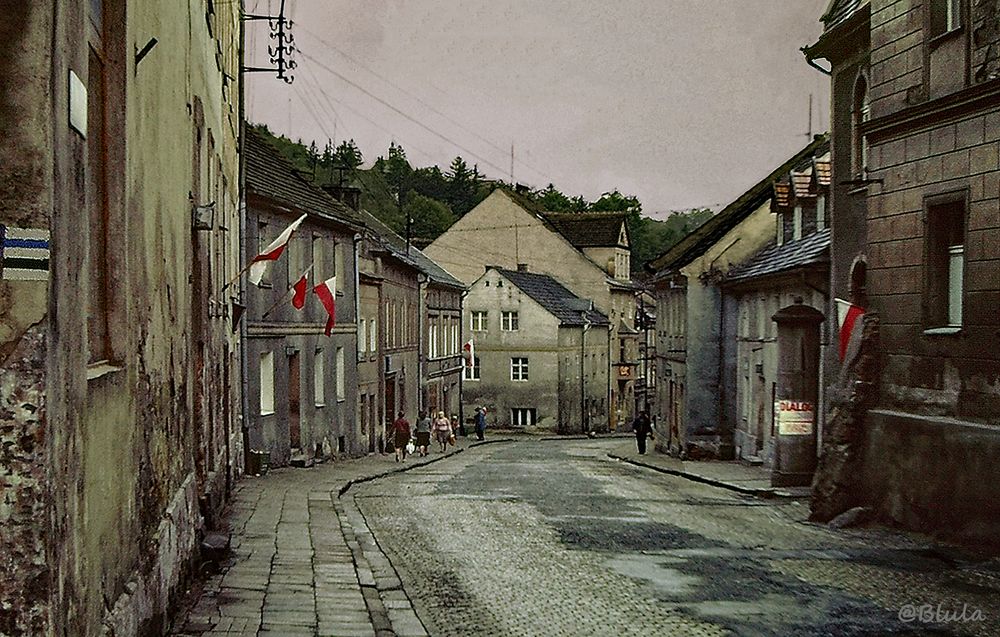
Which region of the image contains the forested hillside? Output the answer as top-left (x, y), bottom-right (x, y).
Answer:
top-left (250, 123), bottom-right (713, 272)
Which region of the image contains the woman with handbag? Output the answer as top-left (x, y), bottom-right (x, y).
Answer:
top-left (432, 411), bottom-right (452, 453)
top-left (392, 411), bottom-right (412, 462)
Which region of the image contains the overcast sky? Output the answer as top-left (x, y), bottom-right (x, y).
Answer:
top-left (247, 0), bottom-right (831, 217)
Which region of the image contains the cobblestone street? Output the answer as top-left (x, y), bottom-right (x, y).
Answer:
top-left (353, 439), bottom-right (1000, 637)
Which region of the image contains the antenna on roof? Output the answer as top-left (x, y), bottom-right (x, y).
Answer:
top-left (806, 93), bottom-right (813, 140)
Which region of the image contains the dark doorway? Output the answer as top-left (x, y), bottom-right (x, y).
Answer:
top-left (289, 350), bottom-right (301, 450)
top-left (383, 376), bottom-right (396, 452)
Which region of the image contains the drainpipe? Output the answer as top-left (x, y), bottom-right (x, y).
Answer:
top-left (237, 0), bottom-right (252, 474)
top-left (580, 312), bottom-right (591, 435)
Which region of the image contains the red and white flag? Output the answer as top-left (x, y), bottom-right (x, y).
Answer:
top-left (835, 298), bottom-right (865, 363)
top-left (291, 271), bottom-right (309, 310)
top-left (314, 276), bottom-right (337, 336)
top-left (249, 213), bottom-right (307, 286)
top-left (462, 338), bottom-right (474, 367)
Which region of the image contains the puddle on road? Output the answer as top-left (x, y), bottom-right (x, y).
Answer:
top-left (606, 554), bottom-right (701, 595)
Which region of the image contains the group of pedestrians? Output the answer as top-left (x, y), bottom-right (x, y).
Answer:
top-left (390, 408), bottom-right (486, 462)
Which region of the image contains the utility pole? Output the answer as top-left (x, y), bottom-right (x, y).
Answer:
top-left (510, 142), bottom-right (514, 183)
top-left (242, 0), bottom-right (297, 84)
top-left (806, 93), bottom-right (813, 139)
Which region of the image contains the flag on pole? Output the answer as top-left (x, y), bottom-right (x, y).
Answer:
top-left (248, 213), bottom-right (307, 286)
top-left (835, 298), bottom-right (865, 363)
top-left (291, 273), bottom-right (309, 310)
top-left (463, 338), bottom-right (474, 367)
top-left (314, 276), bottom-right (337, 336)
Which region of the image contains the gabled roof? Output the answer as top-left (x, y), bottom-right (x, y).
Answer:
top-left (360, 209), bottom-right (465, 290)
top-left (493, 267), bottom-right (609, 327)
top-left (541, 212), bottom-right (629, 249)
top-left (724, 228), bottom-right (830, 283)
top-left (245, 129), bottom-right (363, 229)
top-left (647, 135), bottom-right (830, 274)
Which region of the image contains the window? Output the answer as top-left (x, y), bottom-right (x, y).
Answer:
top-left (817, 195), bottom-right (826, 230)
top-left (312, 234), bottom-right (322, 282)
top-left (501, 311), bottom-right (519, 331)
top-left (259, 352), bottom-right (274, 415)
top-left (336, 347), bottom-right (346, 400)
top-left (776, 213), bottom-right (784, 247)
top-left (925, 198), bottom-right (966, 329)
top-left (510, 408), bottom-right (536, 428)
top-left (256, 221), bottom-right (272, 286)
top-left (930, 0), bottom-right (961, 39)
top-left (511, 357), bottom-right (529, 381)
top-left (464, 356), bottom-right (481, 381)
top-left (429, 316), bottom-right (439, 358)
top-left (314, 349), bottom-right (325, 407)
top-left (334, 241), bottom-right (343, 293)
top-left (793, 204), bottom-right (803, 241)
top-left (471, 311), bottom-right (488, 331)
top-left (451, 317), bottom-right (459, 354)
top-left (852, 75), bottom-right (870, 177)
top-left (369, 317), bottom-right (377, 353)
top-left (358, 319), bottom-right (367, 357)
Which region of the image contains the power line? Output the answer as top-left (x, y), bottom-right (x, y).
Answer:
top-left (294, 57), bottom-right (446, 166)
top-left (299, 27), bottom-right (558, 184)
top-left (299, 51), bottom-right (518, 181)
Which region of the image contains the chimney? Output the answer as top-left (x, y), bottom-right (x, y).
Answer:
top-left (517, 263), bottom-right (528, 272)
top-left (322, 184), bottom-right (362, 211)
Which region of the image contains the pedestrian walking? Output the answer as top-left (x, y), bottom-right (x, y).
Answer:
top-left (474, 406), bottom-right (487, 441)
top-left (415, 410), bottom-right (432, 457)
top-left (392, 411), bottom-right (411, 462)
top-left (433, 411), bottom-right (452, 452)
top-left (632, 410), bottom-right (653, 455)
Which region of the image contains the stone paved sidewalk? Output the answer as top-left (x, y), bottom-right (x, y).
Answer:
top-left (608, 441), bottom-right (812, 498)
top-left (169, 437), bottom-right (496, 637)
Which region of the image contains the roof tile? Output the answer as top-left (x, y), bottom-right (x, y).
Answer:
top-left (494, 267), bottom-right (609, 326)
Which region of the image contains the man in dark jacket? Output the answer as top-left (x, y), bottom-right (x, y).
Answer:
top-left (474, 406), bottom-right (487, 441)
top-left (632, 411), bottom-right (653, 454)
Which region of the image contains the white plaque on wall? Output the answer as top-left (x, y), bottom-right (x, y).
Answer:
top-left (69, 70), bottom-right (87, 138)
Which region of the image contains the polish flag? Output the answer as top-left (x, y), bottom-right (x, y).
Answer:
top-left (463, 338), bottom-right (474, 367)
top-left (291, 273), bottom-right (309, 310)
top-left (249, 214), bottom-right (307, 286)
top-left (835, 298), bottom-right (865, 363)
top-left (314, 276), bottom-right (337, 336)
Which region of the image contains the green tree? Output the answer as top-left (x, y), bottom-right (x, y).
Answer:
top-left (447, 156), bottom-right (478, 216)
top-left (534, 183), bottom-right (575, 211)
top-left (333, 139), bottom-right (363, 170)
top-left (406, 193), bottom-right (456, 241)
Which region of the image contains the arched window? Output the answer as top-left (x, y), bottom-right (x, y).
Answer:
top-left (850, 259), bottom-right (868, 306)
top-left (852, 74), bottom-right (870, 177)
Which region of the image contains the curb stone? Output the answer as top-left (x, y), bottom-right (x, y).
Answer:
top-left (608, 452), bottom-right (809, 500)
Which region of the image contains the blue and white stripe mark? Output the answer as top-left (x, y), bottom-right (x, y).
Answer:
top-left (0, 225), bottom-right (50, 281)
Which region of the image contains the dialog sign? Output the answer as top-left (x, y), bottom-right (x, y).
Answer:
top-left (776, 400), bottom-right (814, 435)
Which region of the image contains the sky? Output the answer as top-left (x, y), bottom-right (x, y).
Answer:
top-left (247, 0), bottom-right (831, 217)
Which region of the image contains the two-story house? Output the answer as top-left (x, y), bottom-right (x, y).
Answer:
top-left (648, 137), bottom-right (829, 460)
top-left (721, 145), bottom-right (832, 482)
top-left (805, 0), bottom-right (1000, 541)
top-left (462, 265), bottom-right (610, 433)
top-left (245, 130), bottom-right (364, 466)
top-left (425, 187), bottom-right (637, 429)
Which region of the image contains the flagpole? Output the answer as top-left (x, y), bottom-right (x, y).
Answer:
top-left (261, 263), bottom-right (314, 319)
top-left (221, 259), bottom-right (257, 294)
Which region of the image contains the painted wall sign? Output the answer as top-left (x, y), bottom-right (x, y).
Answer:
top-left (776, 399), bottom-right (814, 435)
top-left (0, 225), bottom-right (51, 281)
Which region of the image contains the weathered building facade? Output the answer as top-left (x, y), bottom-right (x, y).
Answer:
top-left (649, 138), bottom-right (829, 459)
top-left (425, 188), bottom-right (638, 430)
top-left (722, 148), bottom-right (832, 477)
top-left (244, 131), bottom-right (364, 465)
top-left (0, 1), bottom-right (242, 634)
top-left (807, 0), bottom-right (1000, 540)
top-left (462, 266), bottom-right (610, 433)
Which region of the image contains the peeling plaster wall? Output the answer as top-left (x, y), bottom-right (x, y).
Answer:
top-left (0, 2), bottom-right (55, 635)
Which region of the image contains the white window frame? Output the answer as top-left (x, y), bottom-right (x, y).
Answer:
top-left (358, 319), bottom-right (367, 358)
top-left (336, 347), bottom-right (345, 401)
top-left (817, 194), bottom-right (826, 230)
top-left (464, 356), bottom-right (481, 381)
top-left (501, 311), bottom-right (519, 331)
top-left (471, 310), bottom-right (488, 332)
top-left (793, 204), bottom-right (802, 241)
top-left (510, 407), bottom-right (536, 428)
top-left (259, 351), bottom-right (274, 415)
top-left (369, 317), bottom-right (377, 353)
top-left (510, 357), bottom-right (529, 382)
top-left (314, 348), bottom-right (326, 407)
